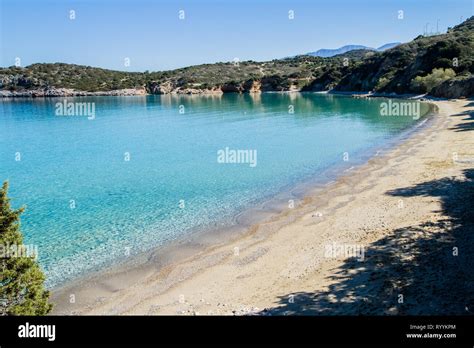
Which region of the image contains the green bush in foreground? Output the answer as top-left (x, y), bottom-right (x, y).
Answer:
top-left (411, 68), bottom-right (456, 93)
top-left (0, 181), bottom-right (52, 315)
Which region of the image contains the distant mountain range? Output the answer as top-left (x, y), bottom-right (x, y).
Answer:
top-left (306, 43), bottom-right (401, 57)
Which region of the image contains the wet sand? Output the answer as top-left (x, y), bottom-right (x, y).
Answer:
top-left (51, 98), bottom-right (474, 315)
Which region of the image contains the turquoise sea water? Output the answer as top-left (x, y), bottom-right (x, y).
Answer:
top-left (0, 93), bottom-right (431, 287)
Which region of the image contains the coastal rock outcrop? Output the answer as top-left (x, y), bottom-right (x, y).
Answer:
top-left (147, 81), bottom-right (174, 94)
top-left (0, 87), bottom-right (147, 98)
top-left (431, 76), bottom-right (474, 99)
top-left (242, 80), bottom-right (262, 93)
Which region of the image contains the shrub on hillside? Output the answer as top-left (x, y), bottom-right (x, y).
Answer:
top-left (411, 68), bottom-right (456, 93)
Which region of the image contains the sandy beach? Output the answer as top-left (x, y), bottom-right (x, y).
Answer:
top-left (51, 98), bottom-right (474, 315)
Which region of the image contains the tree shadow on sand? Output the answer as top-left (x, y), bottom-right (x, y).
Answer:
top-left (450, 100), bottom-right (474, 132)
top-left (260, 169), bottom-right (474, 315)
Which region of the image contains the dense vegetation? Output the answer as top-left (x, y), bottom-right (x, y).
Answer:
top-left (0, 55), bottom-right (351, 93)
top-left (313, 16), bottom-right (474, 95)
top-left (0, 63), bottom-right (147, 92)
top-left (1, 17), bottom-right (472, 97)
top-left (0, 182), bottom-right (52, 315)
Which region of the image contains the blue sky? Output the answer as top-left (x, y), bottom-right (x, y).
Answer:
top-left (0, 0), bottom-right (472, 71)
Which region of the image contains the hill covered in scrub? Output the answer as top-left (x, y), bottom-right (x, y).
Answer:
top-left (0, 55), bottom-right (350, 96)
top-left (1, 17), bottom-right (473, 98)
top-left (304, 16), bottom-right (474, 97)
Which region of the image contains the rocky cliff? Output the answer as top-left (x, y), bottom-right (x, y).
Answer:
top-left (0, 87), bottom-right (147, 98)
top-left (431, 75), bottom-right (474, 98)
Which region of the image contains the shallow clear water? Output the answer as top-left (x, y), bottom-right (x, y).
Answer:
top-left (0, 93), bottom-right (430, 286)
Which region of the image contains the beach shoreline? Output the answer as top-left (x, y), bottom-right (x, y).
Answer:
top-left (51, 97), bottom-right (473, 315)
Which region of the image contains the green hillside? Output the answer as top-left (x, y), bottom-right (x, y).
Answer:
top-left (1, 17), bottom-right (472, 97)
top-left (307, 16), bottom-right (474, 96)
